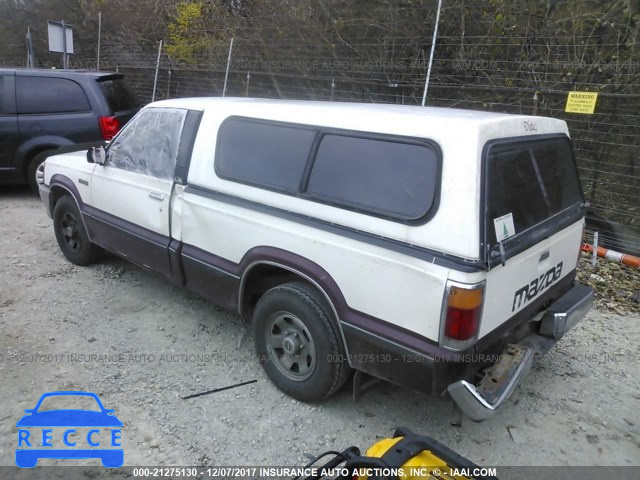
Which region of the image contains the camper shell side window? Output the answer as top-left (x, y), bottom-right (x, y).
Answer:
top-left (214, 116), bottom-right (442, 225)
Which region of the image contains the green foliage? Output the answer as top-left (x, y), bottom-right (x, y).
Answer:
top-left (165, 1), bottom-right (209, 64)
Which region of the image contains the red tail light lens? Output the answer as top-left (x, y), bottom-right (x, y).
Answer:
top-left (442, 284), bottom-right (484, 348)
top-left (98, 116), bottom-right (120, 140)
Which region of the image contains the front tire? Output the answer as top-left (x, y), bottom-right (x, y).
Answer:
top-left (53, 195), bottom-right (102, 266)
top-left (252, 281), bottom-right (350, 401)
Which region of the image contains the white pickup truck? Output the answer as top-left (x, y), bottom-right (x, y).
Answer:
top-left (39, 98), bottom-right (593, 421)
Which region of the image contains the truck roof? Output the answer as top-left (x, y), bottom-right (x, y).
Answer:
top-left (150, 97), bottom-right (569, 140)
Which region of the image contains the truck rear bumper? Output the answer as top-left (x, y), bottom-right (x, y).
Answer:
top-left (447, 283), bottom-right (593, 422)
top-left (539, 283), bottom-right (594, 339)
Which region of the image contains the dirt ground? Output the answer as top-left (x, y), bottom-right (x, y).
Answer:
top-left (0, 188), bottom-right (639, 473)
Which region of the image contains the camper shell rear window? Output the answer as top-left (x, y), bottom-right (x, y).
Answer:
top-left (483, 135), bottom-right (584, 258)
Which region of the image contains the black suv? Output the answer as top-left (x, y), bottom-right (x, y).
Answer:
top-left (0, 69), bottom-right (140, 191)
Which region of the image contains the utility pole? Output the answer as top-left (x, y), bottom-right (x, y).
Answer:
top-left (61, 20), bottom-right (68, 69)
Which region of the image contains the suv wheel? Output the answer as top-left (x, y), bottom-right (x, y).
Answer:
top-left (27, 151), bottom-right (52, 194)
top-left (53, 196), bottom-right (103, 265)
top-left (252, 281), bottom-right (351, 401)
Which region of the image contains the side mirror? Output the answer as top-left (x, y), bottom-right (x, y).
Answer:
top-left (87, 146), bottom-right (106, 165)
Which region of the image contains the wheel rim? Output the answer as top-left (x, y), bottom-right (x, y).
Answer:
top-left (60, 212), bottom-right (82, 253)
top-left (34, 160), bottom-right (45, 186)
top-left (265, 312), bottom-right (316, 381)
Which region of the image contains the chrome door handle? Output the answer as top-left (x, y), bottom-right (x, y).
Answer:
top-left (148, 191), bottom-right (165, 201)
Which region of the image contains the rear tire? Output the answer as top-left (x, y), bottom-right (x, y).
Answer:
top-left (27, 150), bottom-right (52, 194)
top-left (252, 281), bottom-right (351, 401)
top-left (53, 195), bottom-right (102, 266)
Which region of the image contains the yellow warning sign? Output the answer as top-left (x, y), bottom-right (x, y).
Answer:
top-left (565, 91), bottom-right (598, 114)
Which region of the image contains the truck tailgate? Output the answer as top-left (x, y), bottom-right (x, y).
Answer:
top-left (480, 135), bottom-right (586, 339)
top-left (480, 219), bottom-right (583, 338)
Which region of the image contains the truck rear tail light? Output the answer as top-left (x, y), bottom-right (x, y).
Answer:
top-left (98, 116), bottom-right (120, 140)
top-left (440, 282), bottom-right (485, 350)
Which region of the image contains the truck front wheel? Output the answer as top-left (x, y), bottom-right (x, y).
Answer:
top-left (53, 195), bottom-right (103, 266)
top-left (252, 281), bottom-right (350, 401)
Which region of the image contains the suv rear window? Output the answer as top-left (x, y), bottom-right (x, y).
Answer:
top-left (16, 76), bottom-right (90, 114)
top-left (98, 77), bottom-right (139, 113)
top-left (485, 136), bottom-right (583, 246)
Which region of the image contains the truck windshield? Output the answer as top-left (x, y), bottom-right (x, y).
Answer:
top-left (485, 136), bottom-right (583, 247)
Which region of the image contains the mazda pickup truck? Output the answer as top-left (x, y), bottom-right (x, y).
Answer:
top-left (38, 98), bottom-right (593, 421)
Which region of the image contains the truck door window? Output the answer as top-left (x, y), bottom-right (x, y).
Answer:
top-left (107, 108), bottom-right (187, 180)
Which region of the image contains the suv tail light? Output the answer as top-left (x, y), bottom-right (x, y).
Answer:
top-left (440, 282), bottom-right (485, 350)
top-left (98, 116), bottom-right (120, 140)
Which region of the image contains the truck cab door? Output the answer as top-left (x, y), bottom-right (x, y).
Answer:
top-left (86, 108), bottom-right (188, 278)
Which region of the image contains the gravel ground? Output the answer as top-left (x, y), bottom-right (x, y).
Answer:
top-left (0, 188), bottom-right (639, 472)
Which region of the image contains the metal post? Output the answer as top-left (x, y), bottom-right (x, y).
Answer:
top-left (167, 70), bottom-right (172, 99)
top-left (152, 40), bottom-right (163, 102)
top-left (26, 26), bottom-right (35, 68)
top-left (61, 20), bottom-right (68, 69)
top-left (245, 71), bottom-right (251, 97)
top-left (222, 37), bottom-right (234, 97)
top-left (97, 12), bottom-right (102, 71)
top-left (532, 91), bottom-right (539, 115)
top-left (421, 0), bottom-right (443, 106)
top-left (331, 78), bottom-right (335, 101)
top-left (592, 231), bottom-right (599, 267)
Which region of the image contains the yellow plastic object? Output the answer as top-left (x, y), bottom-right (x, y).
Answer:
top-left (362, 437), bottom-right (471, 480)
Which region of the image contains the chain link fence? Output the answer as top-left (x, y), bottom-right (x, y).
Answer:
top-left (2, 24), bottom-right (639, 256)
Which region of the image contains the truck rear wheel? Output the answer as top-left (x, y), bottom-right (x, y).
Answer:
top-left (252, 281), bottom-right (350, 401)
top-left (53, 196), bottom-right (103, 266)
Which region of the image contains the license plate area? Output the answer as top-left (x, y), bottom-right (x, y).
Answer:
top-left (476, 344), bottom-right (533, 404)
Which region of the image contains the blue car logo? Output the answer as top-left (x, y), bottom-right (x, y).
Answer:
top-left (16, 391), bottom-right (123, 468)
